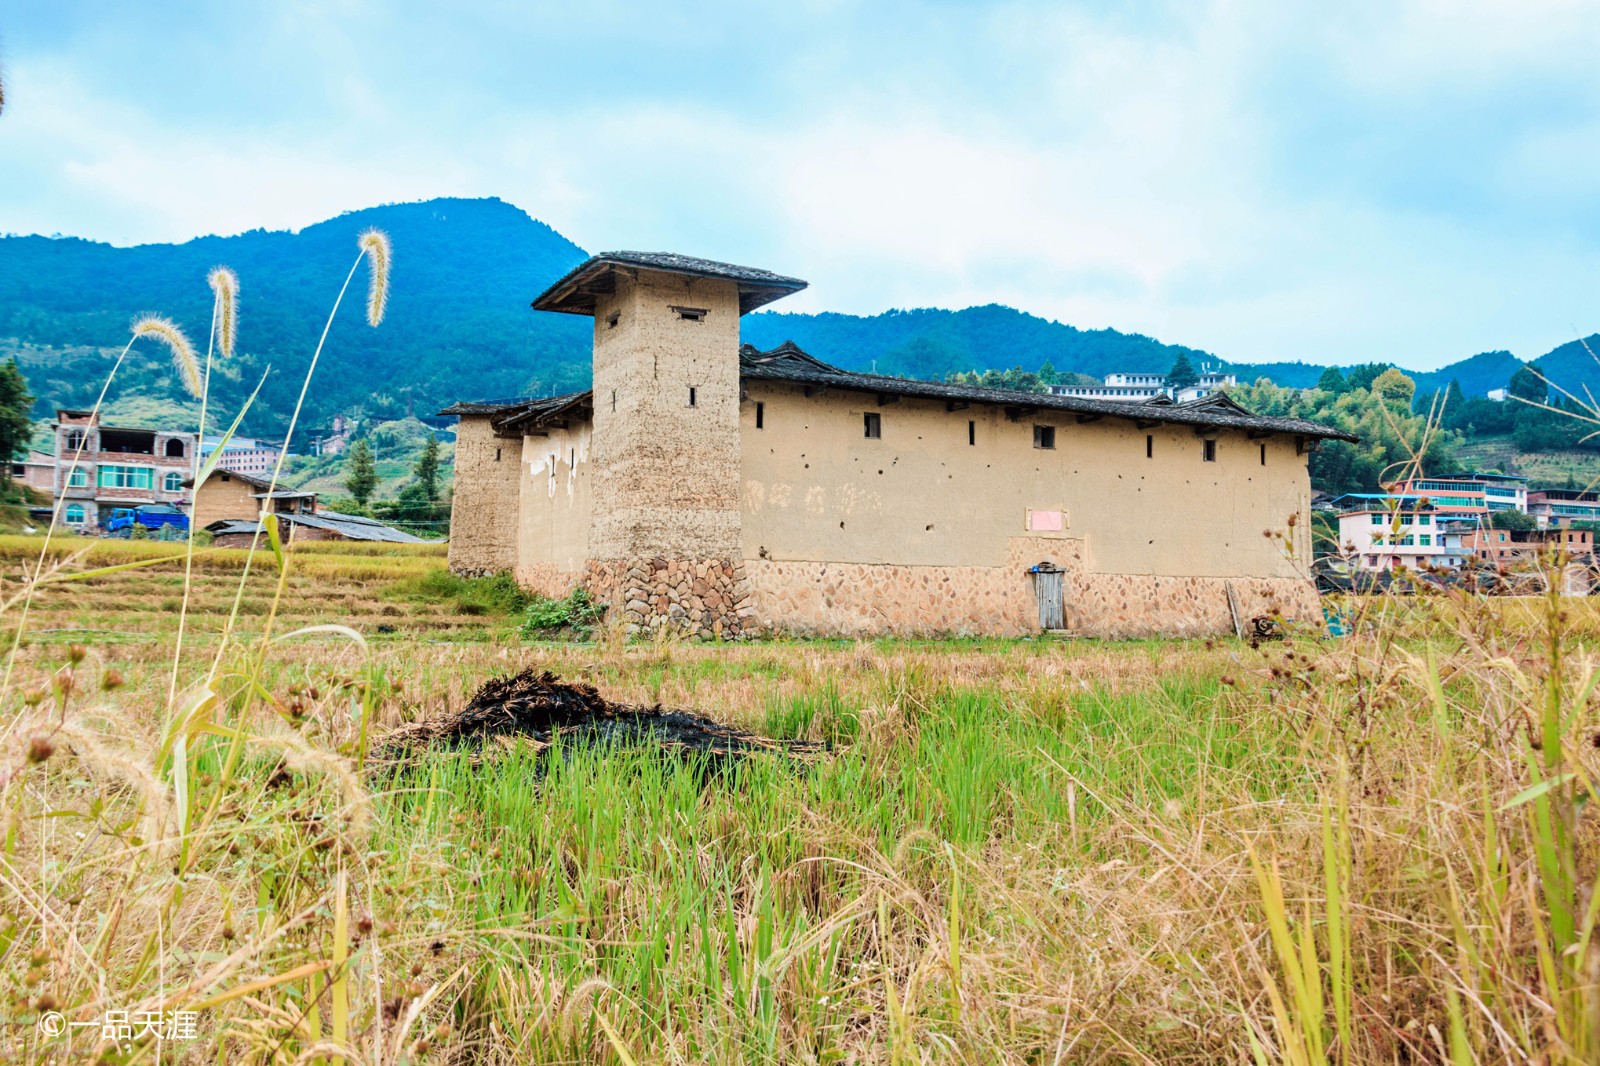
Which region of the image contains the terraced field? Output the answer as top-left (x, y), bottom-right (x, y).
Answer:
top-left (0, 534), bottom-right (503, 644)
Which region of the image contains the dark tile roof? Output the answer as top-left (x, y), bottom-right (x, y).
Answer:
top-left (203, 511), bottom-right (426, 544)
top-left (438, 396), bottom-right (546, 416)
top-left (532, 252), bottom-right (808, 316)
top-left (441, 341), bottom-right (1357, 442)
top-left (738, 342), bottom-right (1359, 441)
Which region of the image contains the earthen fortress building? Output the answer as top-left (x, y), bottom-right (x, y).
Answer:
top-left (445, 252), bottom-right (1353, 637)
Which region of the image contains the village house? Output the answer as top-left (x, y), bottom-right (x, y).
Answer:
top-left (1331, 496), bottom-right (1471, 570)
top-left (199, 434), bottom-right (283, 477)
top-left (10, 450), bottom-right (57, 499)
top-left (188, 467), bottom-right (421, 548)
top-left (1527, 489), bottom-right (1600, 528)
top-left (49, 409), bottom-right (194, 532)
top-left (189, 468), bottom-right (316, 528)
top-left (443, 252), bottom-right (1355, 638)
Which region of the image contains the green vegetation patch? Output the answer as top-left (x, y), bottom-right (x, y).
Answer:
top-left (382, 567), bottom-right (532, 617)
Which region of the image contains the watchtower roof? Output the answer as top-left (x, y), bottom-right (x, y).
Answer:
top-left (532, 251), bottom-right (808, 316)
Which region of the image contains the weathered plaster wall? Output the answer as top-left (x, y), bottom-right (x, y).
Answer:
top-left (513, 423), bottom-right (593, 593)
top-left (738, 382), bottom-right (1317, 636)
top-left (447, 416), bottom-right (523, 576)
top-left (739, 382), bottom-right (1310, 577)
top-left (588, 270), bottom-right (744, 560)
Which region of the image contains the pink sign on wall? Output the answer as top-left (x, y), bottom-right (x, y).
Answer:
top-left (1029, 509), bottom-right (1063, 532)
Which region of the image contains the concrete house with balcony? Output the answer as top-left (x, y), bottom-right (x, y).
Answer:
top-left (1332, 495), bottom-right (1470, 570)
top-left (443, 251), bottom-right (1355, 638)
top-left (50, 409), bottom-right (195, 531)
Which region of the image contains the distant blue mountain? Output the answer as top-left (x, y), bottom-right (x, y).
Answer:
top-left (0, 196), bottom-right (1589, 435)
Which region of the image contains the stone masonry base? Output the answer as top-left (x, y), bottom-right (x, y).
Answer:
top-left (584, 557), bottom-right (752, 639)
top-left (501, 549), bottom-right (1321, 640)
top-left (745, 558), bottom-right (1321, 639)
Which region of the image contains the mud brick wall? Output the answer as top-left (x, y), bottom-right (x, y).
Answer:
top-left (447, 416), bottom-right (524, 576)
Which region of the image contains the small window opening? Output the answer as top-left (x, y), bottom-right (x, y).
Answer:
top-left (1259, 443), bottom-right (1267, 466)
top-left (1145, 434), bottom-right (1153, 458)
top-left (968, 420), bottom-right (975, 446)
top-left (1202, 439), bottom-right (1217, 462)
top-left (606, 311), bottom-right (620, 329)
top-left (688, 387), bottom-right (697, 407)
top-left (494, 448), bottom-right (501, 462)
top-left (569, 448), bottom-right (575, 468)
top-left (165, 438), bottom-right (185, 458)
top-left (755, 402), bottom-right (765, 429)
top-left (863, 412), bottom-right (881, 439)
top-left (671, 306), bottom-right (707, 322)
top-left (1033, 425), bottom-right (1055, 450)
top-left (611, 389), bottom-right (617, 412)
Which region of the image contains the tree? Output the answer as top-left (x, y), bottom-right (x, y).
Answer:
top-left (1344, 363), bottom-right (1389, 392)
top-left (0, 359), bottom-right (34, 486)
top-left (344, 438), bottom-right (378, 508)
top-left (414, 433), bottom-right (441, 503)
top-left (1315, 366), bottom-right (1347, 394)
top-left (1489, 509), bottom-right (1536, 531)
top-left (1165, 353), bottom-right (1198, 389)
top-left (1227, 377), bottom-right (1463, 496)
top-left (1371, 367), bottom-right (1416, 408)
top-left (1038, 360), bottom-right (1060, 386)
top-left (1508, 365), bottom-right (1547, 405)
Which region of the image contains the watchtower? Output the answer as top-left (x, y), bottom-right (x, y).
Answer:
top-left (531, 252), bottom-right (807, 634)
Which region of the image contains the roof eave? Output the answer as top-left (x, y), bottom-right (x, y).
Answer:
top-left (531, 255), bottom-right (808, 317)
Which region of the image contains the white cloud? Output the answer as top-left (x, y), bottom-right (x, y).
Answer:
top-left (0, 0), bottom-right (1596, 368)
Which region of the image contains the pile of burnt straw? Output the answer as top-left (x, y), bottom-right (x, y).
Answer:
top-left (377, 669), bottom-right (825, 765)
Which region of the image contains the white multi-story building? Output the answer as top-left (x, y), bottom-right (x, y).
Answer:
top-left (1049, 367), bottom-right (1237, 404)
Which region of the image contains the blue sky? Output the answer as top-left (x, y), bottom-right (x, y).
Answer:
top-left (1, 0), bottom-right (1596, 369)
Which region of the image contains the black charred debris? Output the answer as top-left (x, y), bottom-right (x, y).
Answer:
top-left (376, 669), bottom-right (825, 767)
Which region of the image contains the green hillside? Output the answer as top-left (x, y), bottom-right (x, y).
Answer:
top-left (1, 195), bottom-right (1595, 459)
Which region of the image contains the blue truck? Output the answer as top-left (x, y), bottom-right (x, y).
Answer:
top-left (103, 505), bottom-right (190, 539)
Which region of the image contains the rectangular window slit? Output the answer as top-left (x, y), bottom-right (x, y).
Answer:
top-left (1033, 425), bottom-right (1055, 450)
top-left (1259, 443), bottom-right (1266, 465)
top-left (1146, 434), bottom-right (1153, 458)
top-left (606, 311), bottom-right (620, 329)
top-left (755, 401), bottom-right (764, 429)
top-left (968, 420), bottom-right (975, 446)
top-left (611, 389), bottom-right (617, 412)
top-left (494, 448), bottom-right (501, 462)
top-left (863, 412), bottom-right (881, 439)
top-left (688, 387), bottom-right (697, 407)
top-left (1202, 439), bottom-right (1217, 462)
top-left (671, 306), bottom-right (708, 322)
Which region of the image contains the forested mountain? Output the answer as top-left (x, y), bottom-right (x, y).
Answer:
top-left (0, 196), bottom-right (1594, 441)
top-left (740, 306), bottom-right (1219, 381)
top-left (0, 198), bottom-right (592, 433)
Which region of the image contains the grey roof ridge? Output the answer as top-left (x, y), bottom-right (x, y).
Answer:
top-left (440, 342), bottom-right (1357, 442)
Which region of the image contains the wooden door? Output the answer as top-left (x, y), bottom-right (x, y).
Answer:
top-left (1034, 568), bottom-right (1064, 630)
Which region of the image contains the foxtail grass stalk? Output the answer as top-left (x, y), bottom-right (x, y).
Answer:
top-left (189, 233), bottom-right (389, 870)
top-left (167, 269), bottom-right (235, 716)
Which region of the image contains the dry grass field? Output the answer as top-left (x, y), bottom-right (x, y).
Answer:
top-left (1, 535), bottom-right (1598, 1064)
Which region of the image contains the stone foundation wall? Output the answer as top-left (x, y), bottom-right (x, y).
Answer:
top-left (745, 544), bottom-right (1321, 639)
top-left (585, 557), bottom-right (752, 638)
top-left (1066, 572), bottom-right (1320, 638)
